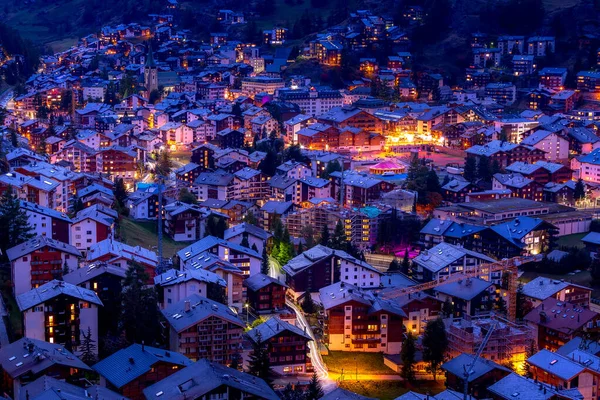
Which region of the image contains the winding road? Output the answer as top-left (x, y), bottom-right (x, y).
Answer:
top-left (269, 257), bottom-right (337, 392)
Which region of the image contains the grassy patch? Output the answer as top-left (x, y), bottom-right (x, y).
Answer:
top-left (323, 351), bottom-right (395, 375)
top-left (556, 233), bottom-right (587, 249)
top-left (118, 217), bottom-right (188, 259)
top-left (47, 37), bottom-right (79, 52)
top-left (338, 380), bottom-right (445, 400)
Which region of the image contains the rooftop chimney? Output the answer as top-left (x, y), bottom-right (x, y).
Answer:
top-left (184, 300), bottom-right (191, 312)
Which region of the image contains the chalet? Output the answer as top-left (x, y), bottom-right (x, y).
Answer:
top-left (62, 263), bottom-right (126, 338)
top-left (163, 202), bottom-right (215, 242)
top-left (223, 222), bottom-right (272, 254)
top-left (246, 317), bottom-right (311, 375)
top-left (154, 268), bottom-right (226, 309)
top-left (442, 354), bottom-right (511, 399)
top-left (7, 236), bottom-right (81, 296)
top-left (174, 163), bottom-right (203, 186)
top-left (466, 140), bottom-right (547, 169)
top-left (434, 278), bottom-right (495, 317)
top-left (20, 200), bottom-right (72, 243)
top-left (524, 298), bottom-right (600, 351)
top-left (244, 273), bottom-right (287, 313)
top-left (142, 359), bottom-right (278, 400)
top-left (282, 245), bottom-right (381, 293)
top-left (0, 338), bottom-right (92, 399)
top-left (161, 294), bottom-right (245, 364)
top-left (521, 276), bottom-right (591, 309)
top-left (412, 242), bottom-right (495, 283)
top-left (492, 173), bottom-right (544, 201)
top-left (318, 106), bottom-right (383, 134)
top-left (16, 280), bottom-right (102, 354)
top-left (70, 205), bottom-right (116, 252)
top-left (86, 239), bottom-right (158, 279)
top-left (126, 190), bottom-right (161, 220)
top-left (176, 235), bottom-right (261, 276)
top-left (319, 282), bottom-right (405, 354)
top-left (93, 344), bottom-right (192, 400)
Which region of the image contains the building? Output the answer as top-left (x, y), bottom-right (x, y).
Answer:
top-left (527, 36), bottom-right (555, 56)
top-left (572, 148), bottom-right (600, 183)
top-left (527, 349), bottom-right (599, 399)
top-left (20, 200), bottom-right (72, 243)
top-left (161, 294), bottom-right (245, 364)
top-left (505, 161), bottom-right (572, 184)
top-left (434, 278), bottom-right (495, 317)
top-left (319, 281), bottom-right (405, 354)
top-left (126, 190), bottom-right (161, 220)
top-left (485, 83), bottom-right (517, 105)
top-left (472, 48), bottom-right (501, 68)
top-left (7, 236), bottom-right (81, 296)
top-left (538, 67), bottom-right (567, 90)
top-left (246, 317), bottom-right (312, 375)
top-left (243, 273), bottom-right (287, 313)
top-left (488, 372), bottom-right (581, 400)
top-left (163, 202), bottom-right (213, 242)
top-left (381, 291), bottom-right (442, 335)
top-left (525, 298), bottom-right (600, 351)
top-left (93, 344), bottom-right (193, 400)
top-left (520, 130), bottom-right (570, 161)
top-left (412, 242), bottom-right (496, 283)
top-left (577, 71), bottom-right (600, 92)
top-left (70, 206), bottom-right (116, 252)
top-left (179, 251), bottom-right (245, 308)
top-left (466, 140), bottom-right (547, 169)
top-left (282, 245), bottom-right (381, 293)
top-left (176, 235), bottom-right (262, 277)
top-left (277, 87), bottom-right (344, 117)
top-left (497, 35), bottom-right (525, 55)
top-left (241, 77), bottom-right (285, 97)
top-left (314, 40), bottom-right (343, 66)
top-left (15, 376), bottom-right (124, 400)
top-left (442, 353), bottom-right (511, 399)
top-left (492, 173), bottom-right (544, 202)
top-left (446, 314), bottom-right (532, 365)
top-left (0, 338), bottom-right (92, 399)
top-left (62, 263), bottom-right (126, 339)
top-left (142, 359), bottom-right (279, 400)
top-left (512, 55), bottom-right (536, 76)
top-left (86, 239), bottom-right (158, 279)
top-left (154, 268), bottom-right (227, 309)
top-left (16, 280), bottom-right (102, 353)
top-left (263, 27), bottom-right (288, 45)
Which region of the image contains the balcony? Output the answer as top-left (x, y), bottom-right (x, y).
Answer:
top-left (351, 337), bottom-right (381, 344)
top-left (31, 260), bottom-right (63, 266)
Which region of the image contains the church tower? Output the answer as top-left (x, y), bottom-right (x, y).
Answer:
top-left (144, 44), bottom-right (158, 94)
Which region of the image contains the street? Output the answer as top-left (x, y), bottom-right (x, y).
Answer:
top-left (269, 256), bottom-right (337, 392)
top-left (285, 299), bottom-right (337, 393)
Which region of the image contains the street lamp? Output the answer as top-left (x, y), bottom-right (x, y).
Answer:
top-left (244, 303), bottom-right (249, 323)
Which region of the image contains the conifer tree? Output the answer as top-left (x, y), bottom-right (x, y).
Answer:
top-left (306, 373), bottom-right (324, 400)
top-left (401, 332), bottom-right (416, 382)
top-left (261, 246), bottom-right (270, 275)
top-left (423, 318), bottom-right (448, 381)
top-left (0, 186), bottom-right (34, 258)
top-left (79, 327), bottom-right (97, 366)
top-left (247, 331), bottom-right (274, 386)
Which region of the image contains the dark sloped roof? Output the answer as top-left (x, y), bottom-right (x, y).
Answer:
top-left (93, 344), bottom-right (192, 389)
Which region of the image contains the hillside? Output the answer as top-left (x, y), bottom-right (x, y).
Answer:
top-left (0, 0), bottom-right (167, 51)
top-left (0, 0), bottom-right (598, 57)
